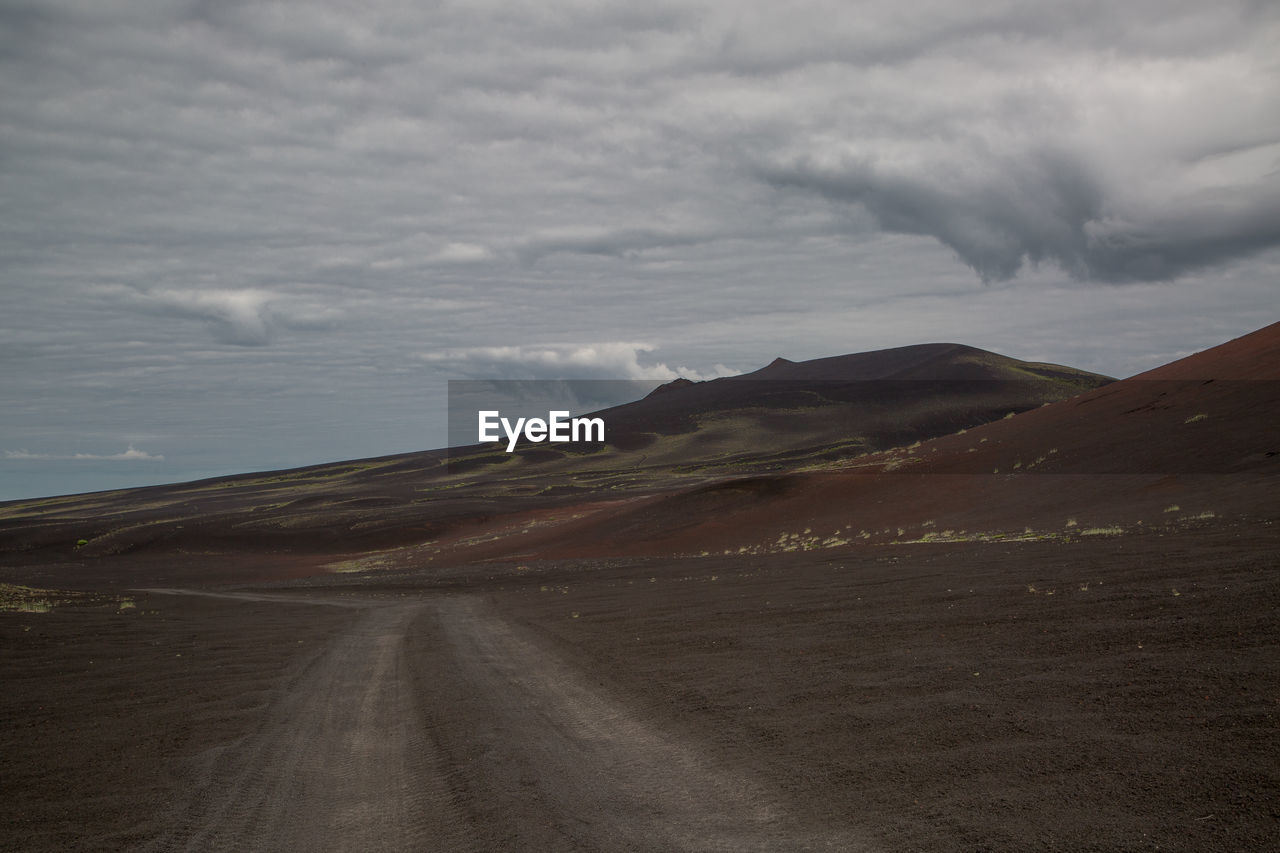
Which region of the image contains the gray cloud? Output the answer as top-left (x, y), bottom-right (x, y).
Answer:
top-left (759, 147), bottom-right (1104, 282)
top-left (760, 145), bottom-right (1280, 283)
top-left (1, 0), bottom-right (1277, 499)
top-left (515, 228), bottom-right (719, 264)
top-left (740, 0), bottom-right (1280, 283)
top-left (110, 288), bottom-right (341, 346)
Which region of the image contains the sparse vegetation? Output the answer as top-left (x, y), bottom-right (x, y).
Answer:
top-left (0, 584), bottom-right (131, 613)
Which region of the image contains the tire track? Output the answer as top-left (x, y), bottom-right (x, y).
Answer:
top-left (435, 595), bottom-right (862, 852)
top-left (146, 592), bottom-right (474, 853)
top-left (136, 588), bottom-right (369, 608)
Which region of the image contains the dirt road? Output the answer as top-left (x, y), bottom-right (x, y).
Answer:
top-left (432, 594), bottom-right (852, 852)
top-left (147, 594), bottom-right (470, 852)
top-left (143, 589), bottom-right (850, 852)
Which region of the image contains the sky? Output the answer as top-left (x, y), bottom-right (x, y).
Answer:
top-left (2, 0), bottom-right (1278, 500)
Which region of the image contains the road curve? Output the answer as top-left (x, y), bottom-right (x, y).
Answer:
top-left (143, 588), bottom-right (860, 852)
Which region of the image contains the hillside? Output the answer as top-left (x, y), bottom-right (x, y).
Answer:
top-left (0, 342), bottom-right (1110, 581)
top-left (504, 321), bottom-right (1280, 560)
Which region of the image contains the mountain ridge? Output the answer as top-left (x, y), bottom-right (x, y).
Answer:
top-left (4, 327), bottom-right (1274, 584)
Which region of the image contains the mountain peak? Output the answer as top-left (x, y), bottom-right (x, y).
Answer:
top-left (645, 376), bottom-right (697, 397)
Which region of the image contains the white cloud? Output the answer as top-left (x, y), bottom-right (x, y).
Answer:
top-left (148, 289), bottom-right (275, 345)
top-left (420, 342), bottom-right (739, 381)
top-left (5, 445), bottom-right (164, 462)
top-left (112, 288), bottom-right (341, 346)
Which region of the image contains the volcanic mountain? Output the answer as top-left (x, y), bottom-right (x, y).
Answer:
top-left (0, 342), bottom-right (1110, 581)
top-left (579, 341), bottom-right (1107, 459)
top-left (506, 321), bottom-right (1280, 561)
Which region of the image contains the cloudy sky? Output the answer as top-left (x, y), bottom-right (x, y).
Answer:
top-left (2, 0), bottom-right (1278, 500)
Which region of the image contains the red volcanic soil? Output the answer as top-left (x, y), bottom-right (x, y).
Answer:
top-left (1135, 319), bottom-right (1280, 380)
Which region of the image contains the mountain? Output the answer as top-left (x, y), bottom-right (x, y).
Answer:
top-left (524, 341), bottom-right (1110, 459)
top-left (502, 321), bottom-right (1280, 561)
top-left (5, 327), bottom-right (1273, 853)
top-left (7, 324), bottom-right (1275, 583)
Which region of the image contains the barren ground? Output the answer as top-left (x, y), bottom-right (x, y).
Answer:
top-left (2, 523), bottom-right (1277, 851)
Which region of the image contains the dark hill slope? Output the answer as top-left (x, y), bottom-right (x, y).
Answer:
top-left (577, 342), bottom-right (1109, 457)
top-left (511, 322), bottom-right (1280, 560)
top-left (0, 344), bottom-right (1110, 578)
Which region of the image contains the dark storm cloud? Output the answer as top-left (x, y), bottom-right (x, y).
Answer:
top-left (759, 148), bottom-right (1106, 282)
top-left (759, 146), bottom-right (1280, 283)
top-left (733, 1), bottom-right (1280, 283)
